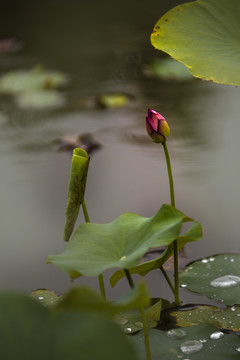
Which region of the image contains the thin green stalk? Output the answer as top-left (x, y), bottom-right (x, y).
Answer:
top-left (139, 307), bottom-right (151, 360)
top-left (124, 269), bottom-right (135, 288)
top-left (82, 199), bottom-right (106, 300)
top-left (162, 142), bottom-right (180, 305)
top-left (162, 142), bottom-right (175, 207)
top-left (98, 273), bottom-right (106, 300)
top-left (159, 265), bottom-right (175, 296)
top-left (82, 199), bottom-right (90, 223)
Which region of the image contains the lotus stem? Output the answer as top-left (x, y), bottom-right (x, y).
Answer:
top-left (162, 142), bottom-right (180, 305)
top-left (82, 199), bottom-right (106, 300)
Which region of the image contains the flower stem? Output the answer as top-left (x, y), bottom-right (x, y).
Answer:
top-left (139, 306), bottom-right (151, 360)
top-left (162, 142), bottom-right (180, 305)
top-left (124, 269), bottom-right (135, 288)
top-left (162, 142), bottom-right (175, 207)
top-left (82, 199), bottom-right (106, 300)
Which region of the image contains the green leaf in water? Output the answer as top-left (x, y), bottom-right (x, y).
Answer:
top-left (0, 66), bottom-right (68, 94)
top-left (47, 204), bottom-right (193, 277)
top-left (110, 221), bottom-right (202, 287)
top-left (169, 304), bottom-right (240, 333)
top-left (15, 89), bottom-right (66, 109)
top-left (0, 290), bottom-right (138, 360)
top-left (179, 253), bottom-right (240, 306)
top-left (151, 0), bottom-right (240, 86)
top-left (63, 148), bottom-right (90, 242)
top-left (97, 93), bottom-right (130, 108)
top-left (131, 324), bottom-right (240, 360)
top-left (145, 57), bottom-right (193, 81)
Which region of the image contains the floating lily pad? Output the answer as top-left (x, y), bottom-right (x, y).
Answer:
top-left (145, 58), bottom-right (193, 81)
top-left (47, 204), bottom-right (196, 278)
top-left (151, 0), bottom-right (240, 85)
top-left (97, 93), bottom-right (130, 108)
top-left (179, 254), bottom-right (240, 305)
top-left (110, 221), bottom-right (202, 287)
top-left (0, 289), bottom-right (138, 360)
top-left (169, 305), bottom-right (240, 332)
top-left (0, 66), bottom-right (68, 94)
top-left (31, 289), bottom-right (60, 307)
top-left (15, 90), bottom-right (66, 109)
top-left (131, 324), bottom-right (240, 360)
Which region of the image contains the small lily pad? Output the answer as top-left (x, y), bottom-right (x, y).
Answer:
top-left (97, 93), bottom-right (130, 108)
top-left (31, 289), bottom-right (60, 307)
top-left (131, 324), bottom-right (240, 360)
top-left (179, 254), bottom-right (240, 306)
top-left (0, 66), bottom-right (68, 94)
top-left (15, 90), bottom-right (66, 109)
top-left (145, 58), bottom-right (193, 81)
top-left (169, 305), bottom-right (240, 332)
top-left (47, 204), bottom-right (196, 278)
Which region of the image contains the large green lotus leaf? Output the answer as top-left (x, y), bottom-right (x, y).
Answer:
top-left (47, 204), bottom-right (193, 277)
top-left (0, 66), bottom-right (68, 94)
top-left (151, 0), bottom-right (240, 86)
top-left (169, 305), bottom-right (240, 332)
top-left (110, 221), bottom-right (202, 287)
top-left (0, 290), bottom-right (138, 360)
top-left (179, 254), bottom-right (240, 306)
top-left (131, 324), bottom-right (240, 360)
top-left (56, 282), bottom-right (150, 314)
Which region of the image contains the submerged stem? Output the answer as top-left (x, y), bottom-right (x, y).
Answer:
top-left (82, 199), bottom-right (106, 299)
top-left (162, 142), bottom-right (180, 305)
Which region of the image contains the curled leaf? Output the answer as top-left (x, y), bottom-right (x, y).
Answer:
top-left (63, 148), bottom-right (90, 242)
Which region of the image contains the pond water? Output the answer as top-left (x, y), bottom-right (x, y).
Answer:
top-left (0, 0), bottom-right (240, 303)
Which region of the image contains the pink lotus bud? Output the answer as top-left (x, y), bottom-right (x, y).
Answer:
top-left (146, 108), bottom-right (170, 143)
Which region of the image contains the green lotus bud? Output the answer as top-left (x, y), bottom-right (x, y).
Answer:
top-left (146, 108), bottom-right (170, 143)
top-left (63, 148), bottom-right (90, 242)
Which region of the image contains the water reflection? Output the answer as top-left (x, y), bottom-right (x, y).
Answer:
top-left (0, 0), bottom-right (240, 299)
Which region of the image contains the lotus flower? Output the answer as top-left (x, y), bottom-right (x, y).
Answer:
top-left (146, 108), bottom-right (170, 143)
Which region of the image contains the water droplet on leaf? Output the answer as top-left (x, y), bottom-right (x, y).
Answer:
top-left (210, 275), bottom-right (240, 288)
top-left (124, 327), bottom-right (133, 334)
top-left (210, 331), bottom-right (224, 340)
top-left (167, 328), bottom-right (186, 340)
top-left (180, 340), bottom-right (203, 354)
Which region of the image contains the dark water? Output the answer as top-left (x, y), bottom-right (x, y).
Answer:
top-left (0, 0), bottom-right (240, 304)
